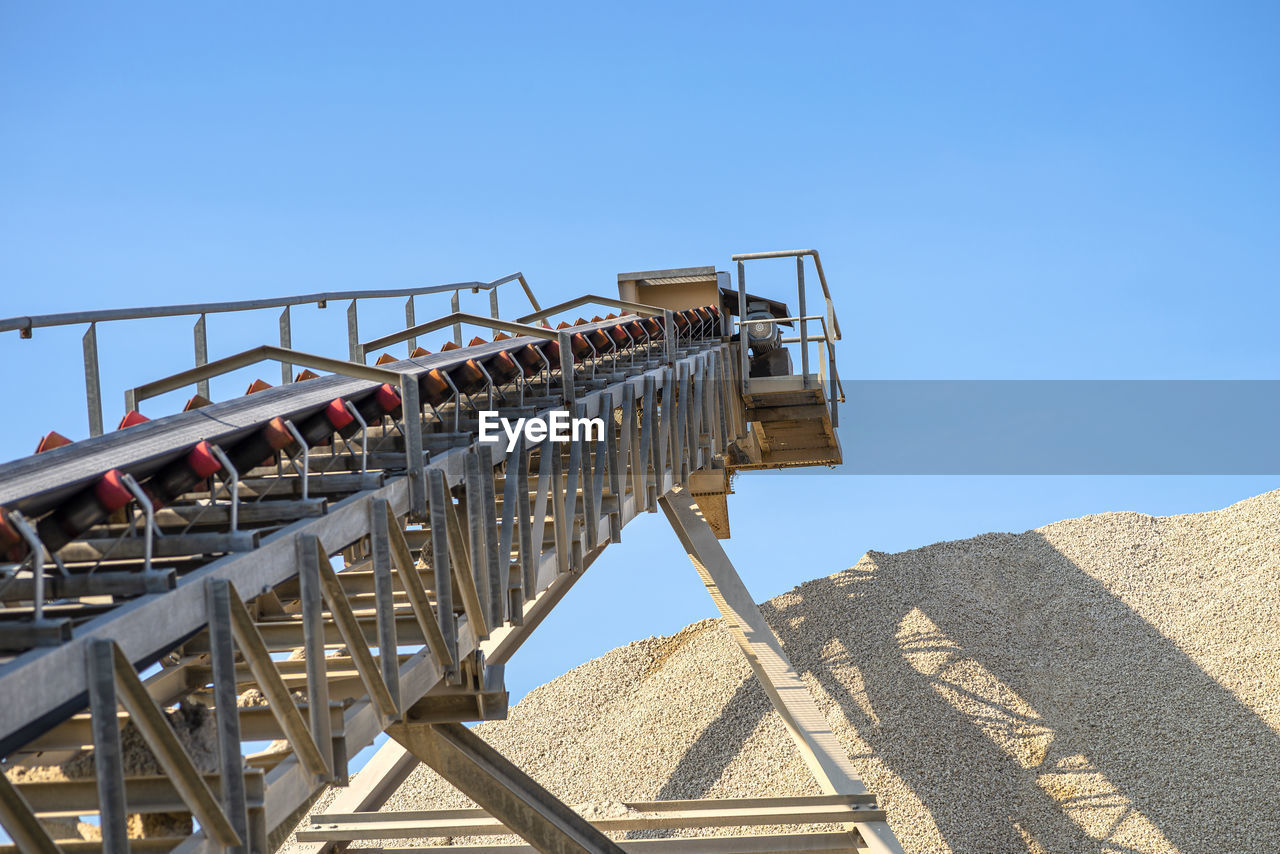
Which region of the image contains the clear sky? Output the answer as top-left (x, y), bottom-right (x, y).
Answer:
top-left (2, 2), bottom-right (1278, 711)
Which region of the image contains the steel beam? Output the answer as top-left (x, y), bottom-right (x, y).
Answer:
top-left (384, 722), bottom-right (625, 854)
top-left (658, 488), bottom-right (902, 854)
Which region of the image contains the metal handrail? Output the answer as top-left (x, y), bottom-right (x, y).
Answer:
top-left (0, 274), bottom-right (539, 335)
top-left (1, 273), bottom-right (540, 438)
top-left (732, 253), bottom-right (843, 426)
top-left (733, 314), bottom-right (844, 405)
top-left (729, 249), bottom-right (840, 340)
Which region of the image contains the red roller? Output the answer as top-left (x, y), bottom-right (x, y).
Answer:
top-left (493, 332), bottom-right (511, 341)
top-left (375, 353), bottom-right (399, 365)
top-left (375, 383), bottom-right (402, 416)
top-left (184, 394), bottom-right (213, 411)
top-left (94, 470), bottom-right (133, 512)
top-left (263, 417), bottom-right (293, 451)
top-left (468, 336), bottom-right (487, 347)
top-left (540, 338), bottom-right (562, 364)
top-left (449, 359), bottom-right (486, 393)
top-left (606, 324), bottom-right (630, 346)
top-left (577, 319), bottom-right (612, 353)
top-left (441, 340), bottom-right (461, 352)
top-left (186, 441), bottom-right (222, 479)
top-left (117, 410), bottom-right (149, 430)
top-left (0, 508), bottom-right (24, 562)
top-left (410, 347), bottom-right (432, 358)
top-left (325, 398), bottom-right (355, 430)
top-left (35, 431), bottom-right (73, 454)
top-left (486, 350), bottom-right (519, 383)
top-left (294, 369), bottom-right (320, 382)
top-left (515, 343), bottom-right (544, 376)
top-left (246, 379), bottom-right (273, 395)
top-left (643, 317), bottom-right (663, 337)
top-left (422, 368), bottom-right (451, 404)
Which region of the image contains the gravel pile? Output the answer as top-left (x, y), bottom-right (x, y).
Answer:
top-left (285, 489), bottom-right (1280, 853)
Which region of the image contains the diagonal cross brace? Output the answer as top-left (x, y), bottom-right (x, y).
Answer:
top-left (658, 486), bottom-right (904, 854)
top-left (386, 721), bottom-right (625, 854)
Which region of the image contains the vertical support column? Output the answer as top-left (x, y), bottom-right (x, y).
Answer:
top-left (347, 299), bottom-right (361, 362)
top-left (87, 640), bottom-right (129, 854)
top-left (663, 309), bottom-right (676, 364)
top-left (562, 430), bottom-right (583, 572)
top-left (279, 306), bottom-right (293, 384)
top-left (297, 534), bottom-right (335, 774)
top-left (477, 445), bottom-right (504, 626)
top-left (405, 296), bottom-right (418, 352)
top-left (195, 312), bottom-right (211, 400)
top-left (737, 260), bottom-right (748, 394)
top-left (549, 437), bottom-right (568, 575)
top-left (640, 375), bottom-right (656, 510)
top-left (557, 330), bottom-right (575, 406)
top-left (207, 579), bottom-right (250, 853)
top-left (515, 440), bottom-right (534, 607)
top-left (604, 391), bottom-right (623, 543)
top-left (370, 500), bottom-right (403, 712)
top-left (428, 469), bottom-right (460, 682)
top-left (83, 322), bottom-right (104, 437)
top-left (401, 375), bottom-right (427, 521)
top-left (464, 452), bottom-right (491, 629)
top-left (579, 404), bottom-right (598, 551)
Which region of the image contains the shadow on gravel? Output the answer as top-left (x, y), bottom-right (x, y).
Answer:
top-left (654, 532), bottom-right (1280, 853)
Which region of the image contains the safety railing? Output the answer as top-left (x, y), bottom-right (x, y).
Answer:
top-left (731, 250), bottom-right (842, 424)
top-left (0, 273), bottom-right (540, 438)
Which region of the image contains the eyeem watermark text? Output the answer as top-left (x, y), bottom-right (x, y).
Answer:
top-left (478, 410), bottom-right (605, 452)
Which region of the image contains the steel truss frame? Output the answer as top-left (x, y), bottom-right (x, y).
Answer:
top-left (0, 318), bottom-right (770, 852)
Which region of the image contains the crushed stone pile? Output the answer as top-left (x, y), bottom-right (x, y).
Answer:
top-left (286, 489), bottom-right (1280, 853)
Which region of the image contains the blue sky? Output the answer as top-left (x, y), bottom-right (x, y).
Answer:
top-left (2, 2), bottom-right (1278, 708)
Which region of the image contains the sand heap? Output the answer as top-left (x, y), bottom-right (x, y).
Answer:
top-left (287, 489), bottom-right (1280, 854)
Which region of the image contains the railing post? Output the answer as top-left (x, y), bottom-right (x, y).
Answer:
top-left (797, 257), bottom-right (809, 388)
top-left (194, 312), bottom-right (210, 400)
top-left (347, 299), bottom-right (361, 362)
top-left (451, 291), bottom-right (462, 344)
top-left (736, 261), bottom-right (748, 394)
top-left (405, 296), bottom-right (418, 352)
top-left (489, 287), bottom-right (500, 320)
top-left (279, 306), bottom-right (293, 383)
top-left (82, 322), bottom-right (104, 437)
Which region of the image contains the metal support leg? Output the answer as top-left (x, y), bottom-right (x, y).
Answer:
top-left (658, 487), bottom-right (904, 854)
top-left (386, 721), bottom-right (626, 854)
top-left (207, 579), bottom-right (250, 853)
top-left (296, 535), bottom-right (335, 775)
top-left (86, 640), bottom-right (129, 854)
top-left (369, 499), bottom-right (403, 711)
